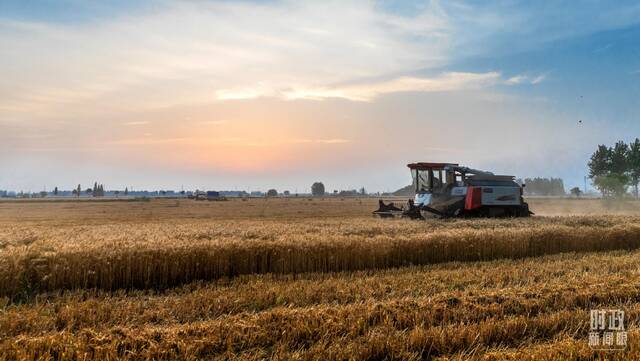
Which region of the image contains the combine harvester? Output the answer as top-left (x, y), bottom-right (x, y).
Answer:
top-left (375, 162), bottom-right (532, 219)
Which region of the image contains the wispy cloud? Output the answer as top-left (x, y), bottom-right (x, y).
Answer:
top-left (288, 138), bottom-right (350, 144)
top-left (594, 43), bottom-right (613, 53)
top-left (316, 139), bottom-right (350, 144)
top-left (2, 1), bottom-right (628, 115)
top-left (217, 72), bottom-right (501, 102)
top-left (198, 120), bottom-right (227, 125)
top-left (0, 1), bottom-right (454, 115)
top-left (505, 74), bottom-right (546, 85)
top-left (505, 75), bottom-right (527, 85)
top-left (107, 136), bottom-right (350, 147)
top-left (123, 121), bottom-right (151, 126)
top-left (290, 72), bottom-right (501, 101)
top-left (531, 74), bottom-right (546, 84)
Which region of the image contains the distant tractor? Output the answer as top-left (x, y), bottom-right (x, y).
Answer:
top-left (375, 162), bottom-right (532, 219)
top-left (207, 191), bottom-right (220, 200)
top-left (193, 190), bottom-right (227, 201)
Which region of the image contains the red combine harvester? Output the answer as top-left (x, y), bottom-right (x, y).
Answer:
top-left (374, 162), bottom-right (532, 219)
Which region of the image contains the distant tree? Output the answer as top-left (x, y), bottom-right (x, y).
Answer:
top-left (283, 190), bottom-right (290, 196)
top-left (39, 191), bottom-right (47, 198)
top-left (588, 145), bottom-right (611, 179)
top-left (76, 184), bottom-right (81, 198)
top-left (311, 182), bottom-right (325, 196)
top-left (593, 174), bottom-right (628, 197)
top-left (628, 138), bottom-right (640, 197)
top-left (124, 187), bottom-right (129, 196)
top-left (570, 187), bottom-right (582, 197)
top-left (359, 187), bottom-right (366, 196)
top-left (589, 141), bottom-right (630, 197)
top-left (266, 189), bottom-right (278, 197)
top-left (523, 177), bottom-right (565, 196)
top-left (53, 186), bottom-right (58, 196)
top-left (610, 141), bottom-right (629, 175)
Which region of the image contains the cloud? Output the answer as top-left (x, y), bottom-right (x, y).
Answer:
top-left (215, 87), bottom-right (274, 101)
top-left (0, 1), bottom-right (454, 116)
top-left (2, 1), bottom-right (630, 116)
top-left (530, 74), bottom-right (546, 84)
top-left (287, 72), bottom-right (501, 101)
top-left (594, 43), bottom-right (614, 53)
top-left (505, 75), bottom-right (527, 85)
top-left (441, 2), bottom-right (640, 57)
top-left (123, 121), bottom-right (151, 126)
top-left (505, 74), bottom-right (546, 86)
top-left (217, 72), bottom-right (501, 102)
top-left (198, 120), bottom-right (227, 125)
top-left (315, 139), bottom-right (350, 144)
top-left (107, 136), bottom-right (350, 148)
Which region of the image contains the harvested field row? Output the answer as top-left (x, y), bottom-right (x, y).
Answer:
top-left (3, 198), bottom-right (640, 224)
top-left (3, 217), bottom-right (640, 298)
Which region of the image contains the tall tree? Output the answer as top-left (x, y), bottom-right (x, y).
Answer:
top-left (588, 141), bottom-right (630, 197)
top-left (628, 138), bottom-right (640, 198)
top-left (610, 141), bottom-right (629, 174)
top-left (76, 184), bottom-right (81, 198)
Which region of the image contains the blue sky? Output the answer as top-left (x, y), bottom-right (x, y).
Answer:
top-left (0, 0), bottom-right (639, 192)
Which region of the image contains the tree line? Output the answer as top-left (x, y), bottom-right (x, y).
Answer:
top-left (517, 178), bottom-right (566, 196)
top-left (589, 139), bottom-right (640, 197)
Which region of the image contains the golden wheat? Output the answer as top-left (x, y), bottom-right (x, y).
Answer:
top-left (2, 215), bottom-right (640, 298)
top-left (2, 198), bottom-right (640, 360)
top-left (2, 250), bottom-right (640, 360)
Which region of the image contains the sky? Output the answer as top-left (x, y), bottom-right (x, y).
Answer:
top-left (1, 0), bottom-right (639, 193)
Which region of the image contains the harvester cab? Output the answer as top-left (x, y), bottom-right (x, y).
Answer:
top-left (374, 162), bottom-right (532, 219)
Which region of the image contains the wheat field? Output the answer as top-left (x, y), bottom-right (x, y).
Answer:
top-left (2, 197), bottom-right (640, 360)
